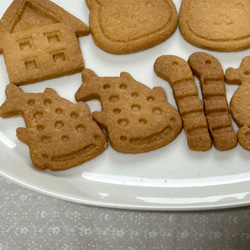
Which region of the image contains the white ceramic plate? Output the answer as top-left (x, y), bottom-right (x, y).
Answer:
top-left (0, 0), bottom-right (250, 211)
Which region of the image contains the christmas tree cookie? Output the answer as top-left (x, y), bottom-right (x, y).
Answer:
top-left (75, 69), bottom-right (182, 153)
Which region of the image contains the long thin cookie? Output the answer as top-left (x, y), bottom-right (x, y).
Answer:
top-left (188, 52), bottom-right (237, 151)
top-left (154, 55), bottom-right (212, 151)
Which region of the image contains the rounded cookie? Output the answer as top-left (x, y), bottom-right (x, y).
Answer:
top-left (86, 0), bottom-right (178, 54)
top-left (179, 0), bottom-right (250, 51)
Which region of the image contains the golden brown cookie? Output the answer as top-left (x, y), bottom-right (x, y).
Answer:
top-left (179, 0), bottom-right (250, 51)
top-left (188, 52), bottom-right (237, 151)
top-left (154, 55), bottom-right (212, 151)
top-left (75, 69), bottom-right (182, 153)
top-left (225, 56), bottom-right (250, 150)
top-left (0, 0), bottom-right (89, 85)
top-left (0, 84), bottom-right (107, 171)
top-left (86, 0), bottom-right (178, 54)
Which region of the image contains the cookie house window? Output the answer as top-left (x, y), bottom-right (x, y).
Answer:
top-left (24, 58), bottom-right (38, 70)
top-left (19, 38), bottom-right (32, 50)
top-left (51, 51), bottom-right (66, 63)
top-left (46, 32), bottom-right (60, 43)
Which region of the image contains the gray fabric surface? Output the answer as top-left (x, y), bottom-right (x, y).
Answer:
top-left (0, 176), bottom-right (250, 249)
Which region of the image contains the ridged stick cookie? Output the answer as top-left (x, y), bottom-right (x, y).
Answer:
top-left (154, 55), bottom-right (212, 151)
top-left (188, 52), bottom-right (237, 151)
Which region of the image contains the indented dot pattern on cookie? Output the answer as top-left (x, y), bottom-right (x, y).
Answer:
top-left (37, 125), bottom-right (45, 131)
top-left (34, 111), bottom-right (43, 119)
top-left (131, 104), bottom-right (141, 111)
top-left (55, 121), bottom-right (64, 129)
top-left (103, 84), bottom-right (110, 90)
top-left (75, 69), bottom-right (182, 153)
top-left (56, 108), bottom-right (63, 114)
top-left (109, 95), bottom-right (119, 103)
top-left (0, 84), bottom-right (107, 171)
top-left (76, 125), bottom-right (86, 132)
top-left (139, 118), bottom-right (147, 125)
top-left (153, 108), bottom-right (163, 115)
top-left (41, 136), bottom-right (51, 143)
top-left (113, 108), bottom-right (121, 114)
top-left (147, 96), bottom-right (155, 102)
top-left (28, 99), bottom-right (35, 106)
top-left (71, 112), bottom-right (79, 119)
top-left (131, 92), bottom-right (139, 98)
top-left (118, 118), bottom-right (129, 127)
top-left (44, 99), bottom-right (52, 106)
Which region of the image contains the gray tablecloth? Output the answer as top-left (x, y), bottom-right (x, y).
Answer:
top-left (0, 176), bottom-right (249, 249)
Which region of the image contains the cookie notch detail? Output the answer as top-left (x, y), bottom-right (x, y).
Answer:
top-left (86, 0), bottom-right (178, 54)
top-left (179, 0), bottom-right (250, 51)
top-left (75, 69), bottom-right (182, 153)
top-left (0, 84), bottom-right (107, 171)
top-left (0, 0), bottom-right (90, 85)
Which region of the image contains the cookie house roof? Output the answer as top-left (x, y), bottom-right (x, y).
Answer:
top-left (0, 0), bottom-right (89, 36)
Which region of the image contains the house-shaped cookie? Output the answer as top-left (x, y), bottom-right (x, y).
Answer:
top-left (0, 0), bottom-right (89, 85)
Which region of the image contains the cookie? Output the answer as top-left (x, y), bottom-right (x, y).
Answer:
top-left (0, 84), bottom-right (107, 171)
top-left (0, 0), bottom-right (90, 85)
top-left (154, 55), bottom-right (212, 151)
top-left (225, 56), bottom-right (250, 150)
top-left (179, 0), bottom-right (250, 51)
top-left (75, 69), bottom-right (182, 153)
top-left (86, 0), bottom-right (178, 54)
top-left (188, 52), bottom-right (237, 151)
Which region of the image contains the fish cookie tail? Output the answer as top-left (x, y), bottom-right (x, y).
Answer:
top-left (237, 126), bottom-right (250, 150)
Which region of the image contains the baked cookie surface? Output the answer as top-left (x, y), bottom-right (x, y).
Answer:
top-left (0, 0), bottom-right (89, 85)
top-left (75, 69), bottom-right (182, 153)
top-left (225, 56), bottom-right (250, 150)
top-left (86, 0), bottom-right (177, 54)
top-left (0, 84), bottom-right (107, 171)
top-left (179, 0), bottom-right (250, 51)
